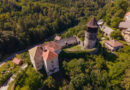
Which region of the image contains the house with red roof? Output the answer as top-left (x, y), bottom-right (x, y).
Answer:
top-left (13, 58), bottom-right (22, 65)
top-left (42, 50), bottom-right (59, 75)
top-left (104, 40), bottom-right (123, 51)
top-left (29, 41), bottom-right (61, 76)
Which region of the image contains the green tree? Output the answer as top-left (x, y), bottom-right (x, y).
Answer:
top-left (44, 76), bottom-right (56, 88)
top-left (110, 30), bottom-right (122, 40)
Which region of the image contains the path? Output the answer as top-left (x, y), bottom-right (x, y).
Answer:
top-left (0, 38), bottom-right (47, 67)
top-left (0, 28), bottom-right (66, 67)
top-left (0, 64), bottom-right (28, 90)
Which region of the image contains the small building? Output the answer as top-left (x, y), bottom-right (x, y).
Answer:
top-left (55, 37), bottom-right (78, 48)
top-left (119, 21), bottom-right (130, 43)
top-left (13, 58), bottom-right (22, 65)
top-left (119, 22), bottom-right (130, 29)
top-left (104, 40), bottom-right (123, 51)
top-left (29, 41), bottom-right (61, 76)
top-left (54, 35), bottom-right (61, 41)
top-left (97, 19), bottom-right (104, 26)
top-left (124, 12), bottom-right (130, 22)
top-left (122, 28), bottom-right (130, 42)
top-left (101, 25), bottom-right (114, 38)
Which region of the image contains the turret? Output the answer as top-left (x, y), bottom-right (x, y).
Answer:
top-left (84, 17), bottom-right (99, 49)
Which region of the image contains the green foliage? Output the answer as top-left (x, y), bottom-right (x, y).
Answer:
top-left (110, 30), bottom-right (122, 40)
top-left (12, 66), bottom-right (43, 90)
top-left (95, 55), bottom-right (106, 69)
top-left (63, 59), bottom-right (85, 77)
top-left (43, 76), bottom-right (56, 88)
top-left (70, 73), bottom-right (88, 89)
top-left (0, 0), bottom-right (110, 57)
top-left (103, 0), bottom-right (128, 28)
top-left (0, 0), bottom-right (129, 90)
top-left (0, 61), bottom-right (20, 87)
top-left (77, 30), bottom-right (85, 41)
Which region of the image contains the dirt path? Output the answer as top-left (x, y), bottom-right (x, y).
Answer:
top-left (0, 64), bottom-right (28, 90)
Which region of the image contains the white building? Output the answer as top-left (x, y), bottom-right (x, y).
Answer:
top-left (29, 41), bottom-right (61, 76)
top-left (125, 12), bottom-right (130, 22)
top-left (42, 50), bottom-right (59, 76)
top-left (101, 25), bottom-right (114, 38)
top-left (122, 28), bottom-right (130, 43)
top-left (119, 12), bottom-right (130, 43)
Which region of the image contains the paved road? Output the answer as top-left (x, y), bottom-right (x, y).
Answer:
top-left (0, 39), bottom-right (46, 67)
top-left (0, 32), bottom-right (62, 67)
top-left (0, 64), bottom-right (28, 90)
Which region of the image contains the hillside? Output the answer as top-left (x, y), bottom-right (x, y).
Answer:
top-left (0, 0), bottom-right (130, 90)
top-left (0, 0), bottom-right (111, 59)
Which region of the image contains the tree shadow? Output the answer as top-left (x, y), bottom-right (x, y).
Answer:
top-left (97, 47), bottom-right (117, 62)
top-left (59, 50), bottom-right (91, 62)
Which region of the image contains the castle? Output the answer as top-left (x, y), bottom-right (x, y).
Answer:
top-left (84, 17), bottom-right (99, 49)
top-left (29, 41), bottom-right (61, 76)
top-left (29, 17), bottom-right (99, 76)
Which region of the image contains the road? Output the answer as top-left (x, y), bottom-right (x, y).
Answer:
top-left (0, 64), bottom-right (28, 90)
top-left (0, 39), bottom-right (46, 67)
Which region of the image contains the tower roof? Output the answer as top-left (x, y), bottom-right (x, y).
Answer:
top-left (86, 17), bottom-right (98, 28)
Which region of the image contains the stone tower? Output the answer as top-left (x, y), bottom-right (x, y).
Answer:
top-left (84, 17), bottom-right (99, 49)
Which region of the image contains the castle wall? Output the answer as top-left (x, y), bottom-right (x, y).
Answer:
top-left (84, 31), bottom-right (97, 49)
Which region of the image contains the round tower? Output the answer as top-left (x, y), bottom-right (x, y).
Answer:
top-left (84, 17), bottom-right (99, 49)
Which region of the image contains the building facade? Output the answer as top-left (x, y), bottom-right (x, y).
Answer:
top-left (122, 28), bottom-right (130, 42)
top-left (84, 17), bottom-right (99, 49)
top-left (119, 12), bottom-right (130, 43)
top-left (101, 25), bottom-right (114, 38)
top-left (104, 40), bottom-right (123, 51)
top-left (42, 50), bottom-right (59, 76)
top-left (29, 41), bottom-right (61, 76)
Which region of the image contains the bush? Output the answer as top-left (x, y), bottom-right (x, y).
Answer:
top-left (110, 30), bottom-right (122, 40)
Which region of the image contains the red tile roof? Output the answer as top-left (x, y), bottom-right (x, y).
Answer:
top-left (42, 50), bottom-right (58, 61)
top-left (31, 41), bottom-right (61, 61)
top-left (126, 12), bottom-right (130, 16)
top-left (13, 58), bottom-right (22, 65)
top-left (105, 40), bottom-right (123, 48)
top-left (43, 41), bottom-right (61, 52)
top-left (35, 46), bottom-right (43, 57)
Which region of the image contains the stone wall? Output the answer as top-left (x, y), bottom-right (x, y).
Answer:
top-left (84, 31), bottom-right (97, 49)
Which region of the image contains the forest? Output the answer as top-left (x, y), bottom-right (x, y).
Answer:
top-left (0, 0), bottom-right (130, 90)
top-left (0, 0), bottom-right (111, 59)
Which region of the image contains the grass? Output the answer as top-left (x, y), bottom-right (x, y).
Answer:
top-left (64, 45), bottom-right (97, 53)
top-left (0, 52), bottom-right (30, 87)
top-left (64, 45), bottom-right (82, 51)
top-left (0, 61), bottom-right (21, 87)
